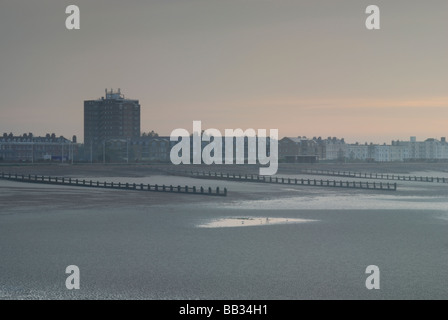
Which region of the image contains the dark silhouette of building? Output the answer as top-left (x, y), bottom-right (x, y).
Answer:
top-left (84, 89), bottom-right (140, 146)
top-left (279, 137), bottom-right (320, 163)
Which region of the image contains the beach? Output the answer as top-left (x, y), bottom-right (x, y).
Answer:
top-left (1, 164), bottom-right (447, 299)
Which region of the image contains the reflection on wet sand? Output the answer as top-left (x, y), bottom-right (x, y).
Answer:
top-left (197, 217), bottom-right (318, 228)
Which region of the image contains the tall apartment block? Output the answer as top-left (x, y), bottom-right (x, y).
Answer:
top-left (84, 89), bottom-right (141, 145)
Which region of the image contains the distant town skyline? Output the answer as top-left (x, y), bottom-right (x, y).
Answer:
top-left (1, 1), bottom-right (447, 144)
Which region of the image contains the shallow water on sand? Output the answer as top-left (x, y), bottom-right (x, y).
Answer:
top-left (219, 194), bottom-right (448, 211)
top-left (196, 217), bottom-right (317, 228)
top-left (1, 173), bottom-right (448, 300)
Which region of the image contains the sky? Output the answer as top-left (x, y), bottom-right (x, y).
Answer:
top-left (0, 0), bottom-right (447, 144)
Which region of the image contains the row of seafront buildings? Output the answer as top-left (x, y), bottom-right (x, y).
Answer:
top-left (0, 133), bottom-right (76, 162)
top-left (2, 89), bottom-right (448, 163)
top-left (0, 132), bottom-right (173, 163)
top-left (279, 136), bottom-right (448, 162)
top-left (3, 133), bottom-right (448, 164)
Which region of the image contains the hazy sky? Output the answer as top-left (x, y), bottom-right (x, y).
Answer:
top-left (0, 0), bottom-right (447, 144)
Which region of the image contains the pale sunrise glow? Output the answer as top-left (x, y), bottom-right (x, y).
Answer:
top-left (0, 0), bottom-right (447, 144)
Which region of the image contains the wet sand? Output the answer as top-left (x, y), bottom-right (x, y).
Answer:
top-left (2, 162), bottom-right (448, 177)
top-left (1, 164), bottom-right (448, 299)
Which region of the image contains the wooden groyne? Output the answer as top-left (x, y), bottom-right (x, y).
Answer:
top-left (299, 169), bottom-right (448, 184)
top-left (167, 170), bottom-right (397, 191)
top-left (0, 172), bottom-right (227, 197)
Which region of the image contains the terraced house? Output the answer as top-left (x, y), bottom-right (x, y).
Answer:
top-left (0, 133), bottom-right (77, 162)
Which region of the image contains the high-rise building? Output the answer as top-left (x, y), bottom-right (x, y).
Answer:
top-left (84, 89), bottom-right (141, 145)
